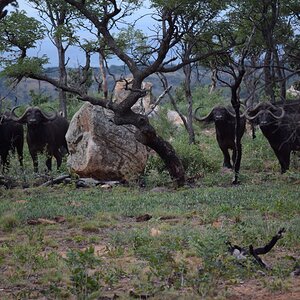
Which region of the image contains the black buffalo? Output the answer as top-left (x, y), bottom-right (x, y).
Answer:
top-left (248, 99), bottom-right (300, 139)
top-left (275, 99), bottom-right (300, 114)
top-left (10, 106), bottom-right (69, 172)
top-left (194, 105), bottom-right (246, 169)
top-left (0, 112), bottom-right (24, 172)
top-left (245, 102), bottom-right (300, 173)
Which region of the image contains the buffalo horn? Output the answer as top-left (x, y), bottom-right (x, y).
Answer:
top-left (193, 106), bottom-right (214, 122)
top-left (244, 102), bottom-right (285, 120)
top-left (10, 106), bottom-right (28, 122)
top-left (39, 107), bottom-right (57, 121)
top-left (224, 106), bottom-right (237, 117)
top-left (244, 109), bottom-right (265, 120)
top-left (267, 106), bottom-right (285, 119)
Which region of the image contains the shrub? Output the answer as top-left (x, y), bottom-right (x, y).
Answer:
top-left (144, 131), bottom-right (218, 186)
top-left (192, 86), bottom-right (228, 115)
top-left (172, 134), bottom-right (218, 176)
top-left (0, 213), bottom-right (19, 232)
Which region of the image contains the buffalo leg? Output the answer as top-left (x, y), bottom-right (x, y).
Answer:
top-left (46, 155), bottom-right (52, 171)
top-left (16, 145), bottom-right (23, 168)
top-left (30, 150), bottom-right (39, 173)
top-left (53, 150), bottom-right (62, 170)
top-left (1, 151), bottom-right (10, 173)
top-left (273, 148), bottom-right (290, 173)
top-left (221, 147), bottom-right (232, 168)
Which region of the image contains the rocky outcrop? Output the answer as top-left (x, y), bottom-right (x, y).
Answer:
top-left (113, 78), bottom-right (155, 114)
top-left (167, 110), bottom-right (186, 126)
top-left (66, 103), bottom-right (148, 181)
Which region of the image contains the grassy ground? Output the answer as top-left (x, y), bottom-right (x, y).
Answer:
top-left (0, 126), bottom-right (299, 299)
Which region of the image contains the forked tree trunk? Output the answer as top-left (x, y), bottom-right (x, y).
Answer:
top-left (231, 68), bottom-right (245, 184)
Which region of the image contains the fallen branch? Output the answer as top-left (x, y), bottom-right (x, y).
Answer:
top-left (41, 174), bottom-right (71, 186)
top-left (227, 228), bottom-right (286, 268)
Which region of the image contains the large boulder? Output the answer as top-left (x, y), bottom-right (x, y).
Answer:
top-left (113, 78), bottom-right (155, 114)
top-left (66, 102), bottom-right (148, 181)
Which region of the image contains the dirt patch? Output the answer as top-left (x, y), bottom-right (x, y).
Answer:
top-left (228, 277), bottom-right (300, 300)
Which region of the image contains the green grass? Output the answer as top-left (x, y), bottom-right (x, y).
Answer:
top-left (0, 178), bottom-right (299, 298)
top-left (0, 96), bottom-right (299, 298)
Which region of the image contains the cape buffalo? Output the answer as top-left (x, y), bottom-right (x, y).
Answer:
top-left (194, 105), bottom-right (246, 169)
top-left (10, 106), bottom-right (69, 173)
top-left (0, 112), bottom-right (24, 172)
top-left (245, 102), bottom-right (300, 173)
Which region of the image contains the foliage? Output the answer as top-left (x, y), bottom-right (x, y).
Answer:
top-left (0, 57), bottom-right (48, 78)
top-left (29, 90), bottom-right (52, 106)
top-left (65, 246), bottom-right (102, 298)
top-left (149, 106), bottom-right (178, 140)
top-left (172, 134), bottom-right (218, 175)
top-left (0, 10), bottom-right (45, 57)
top-left (0, 213), bottom-right (19, 232)
top-left (68, 67), bottom-right (94, 93)
top-left (115, 25), bottom-right (150, 63)
top-left (191, 86), bottom-right (227, 112)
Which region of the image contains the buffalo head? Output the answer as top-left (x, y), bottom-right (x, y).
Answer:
top-left (244, 102), bottom-right (285, 127)
top-left (194, 105), bottom-right (243, 123)
top-left (10, 106), bottom-right (57, 125)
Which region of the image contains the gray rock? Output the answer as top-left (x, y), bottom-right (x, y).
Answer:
top-left (66, 103), bottom-right (148, 181)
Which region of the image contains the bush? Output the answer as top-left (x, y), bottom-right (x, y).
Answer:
top-left (144, 131), bottom-right (218, 186)
top-left (172, 134), bottom-right (218, 176)
top-left (149, 106), bottom-right (179, 140)
top-left (192, 86), bottom-right (228, 115)
top-left (0, 213), bottom-right (19, 232)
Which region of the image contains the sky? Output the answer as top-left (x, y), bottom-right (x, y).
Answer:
top-left (15, 0), bottom-right (155, 67)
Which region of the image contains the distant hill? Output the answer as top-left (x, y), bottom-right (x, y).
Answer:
top-left (0, 65), bottom-right (212, 108)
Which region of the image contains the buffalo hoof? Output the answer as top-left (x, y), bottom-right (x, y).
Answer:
top-left (223, 162), bottom-right (233, 169)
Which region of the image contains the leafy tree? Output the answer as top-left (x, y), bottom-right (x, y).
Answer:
top-left (226, 0), bottom-right (300, 102)
top-left (2, 1), bottom-right (231, 186)
top-left (29, 0), bottom-right (79, 117)
top-left (0, 11), bottom-right (45, 60)
top-left (171, 0), bottom-right (228, 144)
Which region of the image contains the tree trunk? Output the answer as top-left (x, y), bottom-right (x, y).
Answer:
top-left (274, 48), bottom-right (286, 100)
top-left (137, 131), bottom-right (186, 187)
top-left (114, 110), bottom-right (185, 187)
top-left (264, 49), bottom-right (275, 102)
top-left (231, 97), bottom-right (242, 185)
top-left (230, 67), bottom-right (245, 185)
top-left (183, 63), bottom-right (195, 144)
top-left (209, 66), bottom-right (217, 94)
top-left (99, 51), bottom-right (108, 98)
top-left (57, 38), bottom-right (68, 118)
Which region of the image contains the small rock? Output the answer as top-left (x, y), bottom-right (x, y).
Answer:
top-left (100, 184), bottom-right (112, 189)
top-left (150, 228), bottom-right (162, 237)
